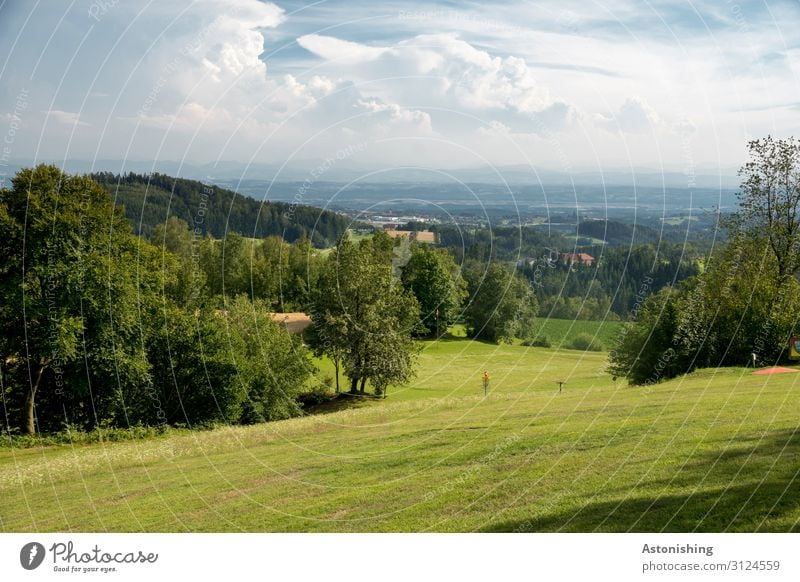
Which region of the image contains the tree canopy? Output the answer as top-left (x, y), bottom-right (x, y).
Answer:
top-left (609, 136), bottom-right (800, 384)
top-left (401, 245), bottom-right (467, 337)
top-left (309, 231), bottom-right (421, 396)
top-left (0, 165), bottom-right (313, 433)
top-left (92, 171), bottom-right (350, 245)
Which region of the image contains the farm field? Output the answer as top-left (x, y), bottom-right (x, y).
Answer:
top-left (2, 334), bottom-right (799, 533)
top-left (528, 317), bottom-right (623, 349)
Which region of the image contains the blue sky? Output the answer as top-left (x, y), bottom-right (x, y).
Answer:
top-left (0, 0), bottom-right (798, 177)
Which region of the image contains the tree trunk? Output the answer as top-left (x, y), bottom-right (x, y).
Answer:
top-left (333, 357), bottom-right (340, 393)
top-left (349, 376), bottom-right (358, 394)
top-left (24, 364), bottom-right (45, 435)
top-left (359, 376), bottom-right (367, 393)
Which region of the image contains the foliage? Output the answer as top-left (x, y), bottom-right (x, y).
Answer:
top-left (151, 216), bottom-right (207, 307)
top-left (607, 286), bottom-right (686, 384)
top-left (310, 231), bottom-right (421, 395)
top-left (222, 295), bottom-right (311, 422)
top-left (609, 237), bottom-right (800, 384)
top-left (0, 422), bottom-right (175, 449)
top-left (522, 336), bottom-right (552, 348)
top-left (436, 222), bottom-right (702, 318)
top-left (728, 135), bottom-right (800, 278)
top-left (145, 305), bottom-right (245, 426)
top-left (567, 332), bottom-right (603, 352)
top-left (463, 261), bottom-right (538, 343)
top-left (0, 166), bottom-right (314, 433)
top-left (401, 245), bottom-right (467, 337)
top-left (92, 171), bottom-right (349, 245)
top-left (525, 244), bottom-right (700, 317)
top-left (0, 165), bottom-right (163, 433)
top-left (151, 217), bottom-right (321, 311)
top-left (609, 137), bottom-right (800, 385)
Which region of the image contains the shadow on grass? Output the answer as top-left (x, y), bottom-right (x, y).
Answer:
top-left (481, 428), bottom-right (800, 532)
top-left (301, 392), bottom-right (381, 415)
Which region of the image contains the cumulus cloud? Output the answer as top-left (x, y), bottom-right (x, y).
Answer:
top-left (5, 0), bottom-right (796, 168)
top-left (297, 34), bottom-right (389, 65)
top-left (120, 1), bottom-right (433, 160)
top-left (594, 97), bottom-right (662, 134)
top-left (671, 117), bottom-right (697, 138)
top-left (296, 32), bottom-right (574, 134)
top-left (144, 1), bottom-right (284, 106)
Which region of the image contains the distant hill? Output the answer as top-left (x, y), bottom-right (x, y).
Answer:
top-left (91, 172), bottom-right (349, 246)
top-left (577, 219), bottom-right (660, 245)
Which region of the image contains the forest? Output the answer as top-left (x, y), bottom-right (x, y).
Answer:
top-left (0, 165), bottom-right (533, 434)
top-left (91, 171), bottom-right (350, 245)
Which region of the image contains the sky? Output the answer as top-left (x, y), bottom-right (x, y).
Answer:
top-left (0, 0), bottom-right (799, 180)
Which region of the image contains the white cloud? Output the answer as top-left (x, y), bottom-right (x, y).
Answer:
top-left (297, 34), bottom-right (389, 65)
top-left (4, 0), bottom-right (799, 169)
top-left (46, 110), bottom-right (89, 127)
top-left (296, 32), bottom-right (575, 135)
top-left (594, 97), bottom-right (662, 134)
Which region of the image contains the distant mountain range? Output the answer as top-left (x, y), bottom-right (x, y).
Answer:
top-left (5, 159), bottom-right (742, 189)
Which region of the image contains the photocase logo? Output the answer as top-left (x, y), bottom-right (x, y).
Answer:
top-left (20, 542), bottom-right (46, 570)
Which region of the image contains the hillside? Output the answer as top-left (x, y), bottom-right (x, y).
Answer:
top-left (2, 336), bottom-right (798, 532)
top-left (91, 172), bottom-right (350, 245)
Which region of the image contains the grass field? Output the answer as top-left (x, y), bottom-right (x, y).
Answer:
top-left (2, 328), bottom-right (800, 533)
top-left (528, 317), bottom-right (623, 349)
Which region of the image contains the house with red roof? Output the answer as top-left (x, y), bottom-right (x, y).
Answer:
top-left (560, 252), bottom-right (595, 267)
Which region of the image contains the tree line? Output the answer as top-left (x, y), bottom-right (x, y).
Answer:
top-left (0, 166), bottom-right (314, 434)
top-left (91, 171), bottom-right (350, 245)
top-left (433, 223), bottom-right (703, 319)
top-left (6, 134), bottom-right (783, 433)
top-left (610, 136), bottom-right (800, 384)
top-left (1, 165), bottom-right (539, 435)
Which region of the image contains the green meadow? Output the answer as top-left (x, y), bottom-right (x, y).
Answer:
top-left (2, 320), bottom-right (799, 533)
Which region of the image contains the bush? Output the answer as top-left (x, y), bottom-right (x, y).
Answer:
top-left (523, 335), bottom-right (552, 348)
top-left (568, 332), bottom-right (603, 352)
top-left (296, 377), bottom-right (337, 408)
top-left (0, 423), bottom-right (173, 449)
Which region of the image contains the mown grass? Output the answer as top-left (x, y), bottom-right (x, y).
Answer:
top-left (312, 320), bottom-right (617, 401)
top-left (2, 335), bottom-right (799, 533)
top-left (529, 318), bottom-right (624, 349)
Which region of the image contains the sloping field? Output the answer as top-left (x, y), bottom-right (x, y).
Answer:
top-left (1, 339), bottom-right (799, 533)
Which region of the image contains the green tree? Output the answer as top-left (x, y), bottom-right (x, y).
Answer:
top-left (730, 135), bottom-right (800, 279)
top-left (607, 286), bottom-right (686, 385)
top-left (463, 262), bottom-right (538, 343)
top-left (0, 165), bottom-right (163, 433)
top-left (310, 233), bottom-right (420, 396)
top-left (283, 234), bottom-right (319, 311)
top-left (609, 236), bottom-right (800, 385)
top-left (146, 306), bottom-right (244, 426)
top-left (199, 232), bottom-right (250, 299)
top-left (402, 245), bottom-right (467, 337)
top-left (151, 216), bottom-right (207, 307)
top-left (248, 235), bottom-right (286, 306)
top-left (223, 295), bottom-right (312, 422)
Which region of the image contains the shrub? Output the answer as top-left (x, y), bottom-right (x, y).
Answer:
top-left (0, 423), bottom-right (174, 449)
top-left (523, 335), bottom-right (552, 348)
top-left (568, 332), bottom-right (603, 352)
top-left (296, 377), bottom-right (337, 408)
